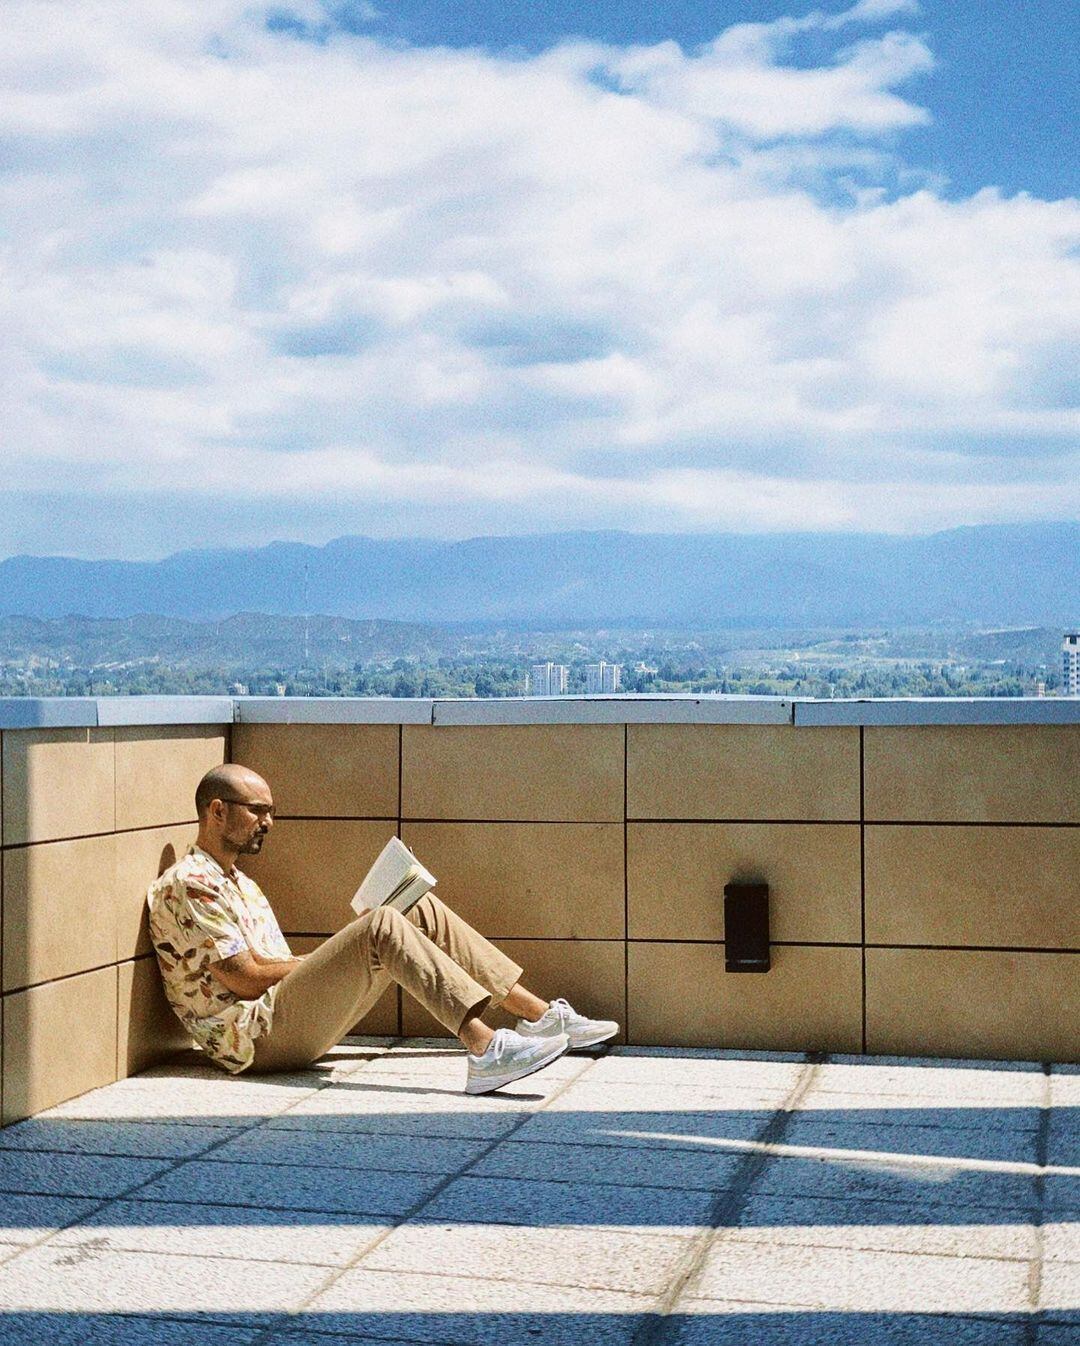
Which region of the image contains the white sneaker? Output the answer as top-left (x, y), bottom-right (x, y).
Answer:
top-left (516, 997), bottom-right (619, 1050)
top-left (465, 1028), bottom-right (569, 1095)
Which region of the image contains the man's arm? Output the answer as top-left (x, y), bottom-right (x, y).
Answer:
top-left (208, 949), bottom-right (302, 999)
top-left (247, 947), bottom-right (305, 967)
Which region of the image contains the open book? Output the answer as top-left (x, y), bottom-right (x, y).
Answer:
top-left (351, 836), bottom-right (436, 916)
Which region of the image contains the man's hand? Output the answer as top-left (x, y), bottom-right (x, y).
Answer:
top-left (209, 950), bottom-right (302, 999)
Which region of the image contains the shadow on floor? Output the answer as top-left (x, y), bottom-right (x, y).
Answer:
top-left (0, 1309), bottom-right (1073, 1345)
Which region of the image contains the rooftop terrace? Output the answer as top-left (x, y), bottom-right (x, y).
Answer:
top-left (0, 695), bottom-right (1075, 1339)
top-left (0, 1036), bottom-right (1077, 1343)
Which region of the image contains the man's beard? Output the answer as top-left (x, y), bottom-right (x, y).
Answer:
top-left (239, 831), bottom-right (267, 854)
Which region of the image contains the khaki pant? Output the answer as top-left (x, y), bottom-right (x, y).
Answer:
top-left (249, 893), bottom-right (523, 1072)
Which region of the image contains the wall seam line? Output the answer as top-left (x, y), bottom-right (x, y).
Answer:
top-left (860, 725), bottom-right (867, 1055)
top-left (623, 721), bottom-right (630, 1045)
top-left (396, 722), bottom-right (404, 1036)
top-left (2, 819), bottom-right (203, 852)
top-left (0, 727), bottom-right (4, 1122)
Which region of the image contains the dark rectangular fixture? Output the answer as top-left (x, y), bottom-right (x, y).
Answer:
top-left (723, 882), bottom-right (771, 972)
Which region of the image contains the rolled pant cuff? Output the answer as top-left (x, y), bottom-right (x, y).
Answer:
top-left (452, 990), bottom-right (493, 1036)
top-left (488, 960), bottom-right (525, 1010)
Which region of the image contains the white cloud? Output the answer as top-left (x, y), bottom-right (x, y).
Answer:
top-left (606, 21), bottom-right (934, 139)
top-left (0, 0), bottom-right (1077, 555)
top-left (824, 1), bottom-right (922, 30)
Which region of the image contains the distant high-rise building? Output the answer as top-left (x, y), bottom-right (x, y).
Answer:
top-left (585, 661), bottom-right (622, 694)
top-left (529, 662), bottom-right (568, 696)
top-left (1064, 633), bottom-right (1080, 696)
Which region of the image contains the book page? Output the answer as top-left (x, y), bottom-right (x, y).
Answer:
top-left (351, 836), bottom-right (436, 913)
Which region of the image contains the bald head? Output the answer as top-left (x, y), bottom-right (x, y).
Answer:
top-left (196, 764), bottom-right (271, 819)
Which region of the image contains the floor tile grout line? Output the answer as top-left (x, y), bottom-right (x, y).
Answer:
top-left (690, 1231), bottom-right (1040, 1267)
top-left (248, 1046), bottom-right (611, 1341)
top-left (628, 1052), bottom-right (825, 1346)
top-left (0, 1102), bottom-right (1049, 1167)
top-left (0, 1184), bottom-right (1043, 1239)
top-left (0, 1180), bottom-right (1044, 1222)
top-left (1023, 1063), bottom-right (1052, 1345)
top-left (249, 1255), bottom-right (668, 1305)
top-left (14, 1163), bottom-right (731, 1195)
top-left (45, 1237), bottom-right (354, 1273)
top-left (38, 1215), bottom-right (725, 1259)
top-left (79, 1118), bottom-right (1049, 1186)
top-left (276, 1223), bottom-right (1050, 1295)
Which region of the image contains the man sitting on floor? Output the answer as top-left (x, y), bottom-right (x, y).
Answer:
top-left (147, 764), bottom-right (618, 1094)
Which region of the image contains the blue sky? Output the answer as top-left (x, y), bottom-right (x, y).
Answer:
top-left (0, 0), bottom-right (1077, 558)
top-left (310, 1), bottom-right (1079, 200)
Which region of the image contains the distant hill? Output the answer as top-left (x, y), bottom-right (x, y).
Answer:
top-left (0, 524), bottom-right (1076, 627)
top-left (0, 612), bottom-right (449, 667)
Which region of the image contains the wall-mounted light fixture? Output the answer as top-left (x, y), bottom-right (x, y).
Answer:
top-left (723, 882), bottom-right (771, 973)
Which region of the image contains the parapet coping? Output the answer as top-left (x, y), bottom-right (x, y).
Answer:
top-left (793, 697), bottom-right (1080, 726)
top-left (234, 694), bottom-right (794, 726)
top-left (0, 696), bottom-right (235, 729)
top-left (0, 694), bottom-right (1078, 730)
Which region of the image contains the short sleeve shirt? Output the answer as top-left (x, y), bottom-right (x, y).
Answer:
top-left (146, 845), bottom-right (293, 1073)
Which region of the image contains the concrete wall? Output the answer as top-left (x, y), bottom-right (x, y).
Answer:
top-left (0, 698), bottom-right (1076, 1124)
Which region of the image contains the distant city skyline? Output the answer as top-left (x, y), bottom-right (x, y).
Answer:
top-left (585, 661), bottom-right (623, 695)
top-left (529, 662), bottom-right (570, 696)
top-left (1, 0), bottom-right (1077, 560)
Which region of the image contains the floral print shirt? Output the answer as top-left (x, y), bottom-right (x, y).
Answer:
top-left (146, 845), bottom-right (293, 1073)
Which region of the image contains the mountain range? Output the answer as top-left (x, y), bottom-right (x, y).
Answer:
top-left (0, 524), bottom-right (1076, 628)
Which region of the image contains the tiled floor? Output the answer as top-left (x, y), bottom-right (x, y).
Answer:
top-left (0, 1039), bottom-right (1075, 1344)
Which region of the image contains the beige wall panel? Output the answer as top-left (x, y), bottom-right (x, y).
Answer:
top-left (628, 942), bottom-right (862, 1052)
top-left (628, 822), bottom-right (860, 944)
top-left (117, 958), bottom-right (192, 1079)
top-left (290, 935), bottom-right (400, 1036)
top-left (402, 725), bottom-right (623, 822)
top-left (865, 725), bottom-right (1080, 824)
top-left (232, 723), bottom-right (399, 819)
top-left (866, 948), bottom-right (1079, 1061)
top-left (2, 835), bottom-right (117, 991)
top-left (402, 938), bottom-right (626, 1041)
top-left (114, 726), bottom-right (226, 833)
top-left (866, 825), bottom-right (1080, 949)
top-left (238, 818), bottom-right (397, 935)
top-left (2, 728), bottom-right (114, 846)
top-left (114, 822), bottom-right (199, 961)
top-left (400, 822), bottom-right (624, 940)
top-left (2, 966), bottom-right (118, 1124)
top-left (627, 725), bottom-right (859, 821)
